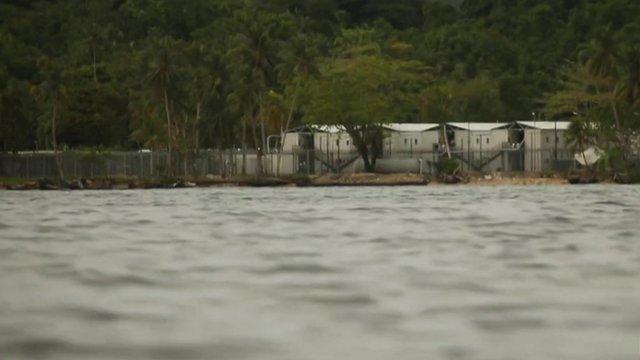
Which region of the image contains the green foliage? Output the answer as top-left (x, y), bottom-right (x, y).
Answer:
top-left (301, 29), bottom-right (426, 171)
top-left (420, 76), bottom-right (503, 123)
top-left (0, 0), bottom-right (639, 174)
top-left (78, 149), bottom-right (112, 166)
top-left (545, 15), bottom-right (640, 172)
top-left (436, 157), bottom-right (460, 175)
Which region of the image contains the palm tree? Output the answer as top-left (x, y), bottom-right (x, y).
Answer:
top-left (32, 58), bottom-right (68, 180)
top-left (578, 28), bottom-right (618, 80)
top-left (226, 6), bottom-right (285, 176)
top-left (274, 30), bottom-right (321, 175)
top-left (565, 117), bottom-right (596, 172)
top-left (147, 37), bottom-right (182, 177)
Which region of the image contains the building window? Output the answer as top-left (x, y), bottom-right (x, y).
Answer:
top-left (414, 139), bottom-right (418, 145)
top-left (546, 136), bottom-right (550, 143)
top-left (486, 138), bottom-right (490, 144)
top-left (404, 139), bottom-right (408, 145)
top-left (476, 138), bottom-right (480, 144)
top-left (346, 140), bottom-right (350, 146)
top-left (336, 139), bottom-right (340, 147)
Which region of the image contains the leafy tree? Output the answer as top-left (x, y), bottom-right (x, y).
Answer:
top-left (274, 27), bottom-right (324, 174)
top-left (31, 57), bottom-right (70, 179)
top-left (225, 4), bottom-right (294, 175)
top-left (419, 76), bottom-right (503, 157)
top-left (2, 0), bottom-right (640, 180)
top-left (302, 29), bottom-right (425, 171)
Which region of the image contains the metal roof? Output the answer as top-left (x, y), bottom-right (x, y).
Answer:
top-left (311, 125), bottom-right (345, 134)
top-left (447, 122), bottom-right (510, 131)
top-left (516, 121), bottom-right (571, 130)
top-left (383, 123), bottom-right (440, 132)
top-left (287, 125), bottom-right (345, 133)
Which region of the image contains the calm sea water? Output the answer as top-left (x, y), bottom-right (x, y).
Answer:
top-left (1, 185), bottom-right (639, 360)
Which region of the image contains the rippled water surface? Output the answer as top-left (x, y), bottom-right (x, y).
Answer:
top-left (1, 185), bottom-right (640, 360)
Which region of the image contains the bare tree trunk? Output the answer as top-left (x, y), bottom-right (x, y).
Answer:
top-left (361, 147), bottom-right (373, 172)
top-left (52, 102), bottom-right (64, 180)
top-left (259, 102), bottom-right (266, 176)
top-left (443, 124), bottom-right (452, 159)
top-left (92, 45), bottom-right (98, 84)
top-left (252, 112), bottom-right (263, 177)
top-left (163, 87), bottom-right (173, 177)
top-left (192, 101), bottom-right (201, 176)
top-left (241, 115), bottom-right (247, 175)
top-left (260, 106), bottom-right (267, 155)
top-left (194, 101), bottom-right (201, 151)
top-left (348, 126), bottom-right (374, 173)
top-left (277, 83), bottom-right (300, 176)
top-left (369, 126), bottom-right (383, 171)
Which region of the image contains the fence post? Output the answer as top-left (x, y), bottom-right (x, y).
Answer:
top-left (73, 153), bottom-right (77, 178)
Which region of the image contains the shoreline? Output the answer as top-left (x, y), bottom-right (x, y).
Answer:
top-left (0, 172), bottom-right (629, 190)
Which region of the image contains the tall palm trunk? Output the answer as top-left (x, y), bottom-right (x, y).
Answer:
top-left (241, 115), bottom-right (247, 175)
top-left (163, 87), bottom-right (173, 177)
top-left (192, 101), bottom-right (201, 176)
top-left (348, 125), bottom-right (375, 173)
top-left (276, 83), bottom-right (299, 176)
top-left (92, 45), bottom-right (98, 84)
top-left (52, 102), bottom-right (64, 180)
top-left (252, 112), bottom-right (263, 177)
top-left (259, 105), bottom-right (266, 176)
top-left (194, 101), bottom-right (201, 151)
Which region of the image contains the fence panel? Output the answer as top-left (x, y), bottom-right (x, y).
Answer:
top-left (1, 148), bottom-right (589, 179)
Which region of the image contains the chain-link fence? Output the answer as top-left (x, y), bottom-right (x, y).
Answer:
top-left (0, 151), bottom-right (228, 179)
top-left (0, 148), bottom-right (584, 179)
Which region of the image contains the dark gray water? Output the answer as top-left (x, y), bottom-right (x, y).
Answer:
top-left (1, 185), bottom-right (639, 360)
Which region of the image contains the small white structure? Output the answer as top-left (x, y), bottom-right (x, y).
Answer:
top-left (281, 129), bottom-right (305, 152)
top-left (444, 122), bottom-right (510, 171)
top-left (312, 125), bottom-right (355, 154)
top-left (382, 123), bottom-right (440, 156)
top-left (281, 125), bottom-right (353, 153)
top-left (446, 122), bottom-right (511, 152)
top-left (516, 121), bottom-right (571, 171)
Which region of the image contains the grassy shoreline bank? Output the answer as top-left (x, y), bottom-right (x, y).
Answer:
top-left (1, 172), bottom-right (635, 190)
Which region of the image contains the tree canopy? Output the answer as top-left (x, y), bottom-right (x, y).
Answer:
top-left (1, 0), bottom-right (639, 171)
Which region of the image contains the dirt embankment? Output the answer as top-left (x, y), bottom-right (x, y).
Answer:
top-left (454, 172), bottom-right (569, 186)
top-left (1, 172), bottom-right (626, 190)
top-left (311, 173), bottom-right (429, 186)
